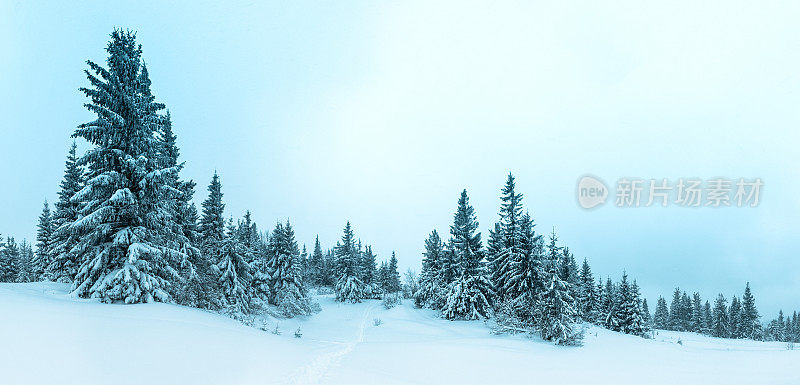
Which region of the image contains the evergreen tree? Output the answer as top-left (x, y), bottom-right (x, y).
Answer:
top-left (32, 201), bottom-right (54, 280)
top-left (601, 277), bottom-right (618, 330)
top-left (15, 241), bottom-right (34, 283)
top-left (266, 220), bottom-right (315, 316)
top-left (712, 294), bottom-right (729, 338)
top-left (334, 222), bottom-right (365, 303)
top-left (385, 251), bottom-right (402, 293)
top-left (728, 296), bottom-right (742, 338)
top-left (308, 236), bottom-right (325, 286)
top-left (536, 253), bottom-right (580, 345)
top-left (200, 172), bottom-right (226, 250)
top-left (215, 218), bottom-right (253, 313)
top-left (577, 258), bottom-right (596, 321)
top-left (701, 300), bottom-right (713, 335)
top-left (442, 190), bottom-right (493, 320)
top-left (0, 237), bottom-right (19, 282)
top-left (501, 213), bottom-right (544, 325)
top-left (69, 30), bottom-right (189, 303)
top-left (48, 142), bottom-right (84, 282)
top-left (361, 245), bottom-right (378, 295)
top-left (691, 292), bottom-right (703, 333)
top-left (642, 298), bottom-right (652, 329)
top-left (489, 173), bottom-right (526, 303)
top-left (668, 288), bottom-right (683, 331)
top-left (416, 230), bottom-right (445, 309)
top-left (740, 282), bottom-right (760, 339)
top-left (653, 296), bottom-right (670, 329)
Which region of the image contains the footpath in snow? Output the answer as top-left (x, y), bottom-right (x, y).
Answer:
top-left (1, 282), bottom-right (798, 385)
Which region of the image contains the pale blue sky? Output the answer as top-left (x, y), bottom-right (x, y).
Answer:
top-left (1, 1), bottom-right (798, 316)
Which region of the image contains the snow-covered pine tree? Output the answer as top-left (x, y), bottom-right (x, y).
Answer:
top-left (442, 190), bottom-right (493, 320)
top-left (308, 236), bottom-right (325, 287)
top-left (601, 277), bottom-right (618, 330)
top-left (200, 172), bottom-right (226, 253)
top-left (216, 218), bottom-right (253, 313)
top-left (16, 241), bottom-right (34, 283)
top-left (691, 292), bottom-right (703, 333)
top-left (711, 294), bottom-right (729, 338)
top-left (32, 201), bottom-right (54, 280)
top-left (618, 277), bottom-right (645, 336)
top-left (680, 291), bottom-right (693, 332)
top-left (668, 288), bottom-right (682, 331)
top-left (69, 30), bottom-right (189, 303)
top-left (642, 298), bottom-right (652, 330)
top-left (653, 296), bottom-right (670, 329)
top-left (536, 252), bottom-right (581, 345)
top-left (47, 142), bottom-right (84, 283)
top-left (0, 237), bottom-right (20, 282)
top-left (415, 230), bottom-right (445, 309)
top-left (577, 258), bottom-right (597, 322)
top-left (489, 173), bottom-right (526, 303)
top-left (266, 220), bottom-right (315, 317)
top-left (728, 296), bottom-right (742, 338)
top-left (361, 245), bottom-right (378, 297)
top-left (334, 221), bottom-right (365, 303)
top-left (702, 300), bottom-right (713, 335)
top-left (496, 212), bottom-right (543, 329)
top-left (386, 252), bottom-right (402, 293)
top-left (740, 282), bottom-right (761, 339)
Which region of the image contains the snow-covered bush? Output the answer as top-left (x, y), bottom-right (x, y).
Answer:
top-left (442, 275), bottom-right (493, 320)
top-left (383, 293), bottom-right (403, 309)
top-left (336, 275), bottom-right (365, 303)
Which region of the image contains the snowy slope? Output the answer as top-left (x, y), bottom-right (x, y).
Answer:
top-left (1, 283), bottom-right (798, 385)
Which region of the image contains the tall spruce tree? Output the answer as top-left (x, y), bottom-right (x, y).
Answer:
top-left (32, 201), bottom-right (54, 280)
top-left (537, 253), bottom-right (580, 345)
top-left (200, 172), bottom-right (226, 250)
top-left (216, 219), bottom-right (253, 313)
top-left (386, 251), bottom-right (402, 293)
top-left (48, 142), bottom-right (85, 282)
top-left (70, 30), bottom-right (188, 303)
top-left (442, 190), bottom-right (493, 320)
top-left (712, 294), bottom-right (729, 338)
top-left (490, 173), bottom-right (526, 303)
top-left (309, 235), bottom-right (325, 286)
top-left (266, 220), bottom-right (314, 316)
top-left (729, 296), bottom-right (742, 338)
top-left (740, 283), bottom-right (760, 339)
top-left (653, 296), bottom-right (670, 329)
top-left (415, 230), bottom-right (445, 309)
top-left (334, 221), bottom-right (365, 302)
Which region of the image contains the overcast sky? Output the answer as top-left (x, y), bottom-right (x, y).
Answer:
top-left (1, 0), bottom-right (798, 316)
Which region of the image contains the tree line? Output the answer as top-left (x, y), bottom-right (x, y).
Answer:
top-left (0, 29), bottom-right (796, 346)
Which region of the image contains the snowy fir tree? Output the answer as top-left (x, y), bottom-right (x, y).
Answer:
top-left (495, 212), bottom-right (544, 330)
top-left (729, 296), bottom-right (742, 338)
top-left (691, 292), bottom-right (704, 333)
top-left (216, 219), bottom-right (253, 313)
top-left (0, 237), bottom-right (21, 282)
top-left (69, 30), bottom-right (190, 303)
top-left (47, 142), bottom-right (85, 282)
top-left (702, 300), bottom-right (713, 335)
top-left (712, 294), bottom-right (729, 338)
top-left (489, 173), bottom-right (527, 303)
top-left (31, 200), bottom-right (53, 280)
top-left (334, 222), bottom-right (365, 303)
top-left (385, 251), bottom-right (402, 293)
top-left (642, 298), bottom-right (652, 329)
top-left (361, 245), bottom-right (379, 297)
top-left (441, 190), bottom-right (493, 320)
top-left (740, 283), bottom-right (761, 339)
top-left (200, 172), bottom-right (226, 254)
top-left (577, 258), bottom-right (597, 322)
top-left (536, 253), bottom-right (581, 345)
top-left (16, 241), bottom-right (35, 283)
top-left (415, 230), bottom-right (445, 309)
top-left (266, 220), bottom-right (315, 317)
top-left (653, 296), bottom-right (670, 329)
top-left (307, 236), bottom-right (326, 287)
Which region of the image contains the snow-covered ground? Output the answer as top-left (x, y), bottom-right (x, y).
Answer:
top-left (1, 283), bottom-right (797, 385)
